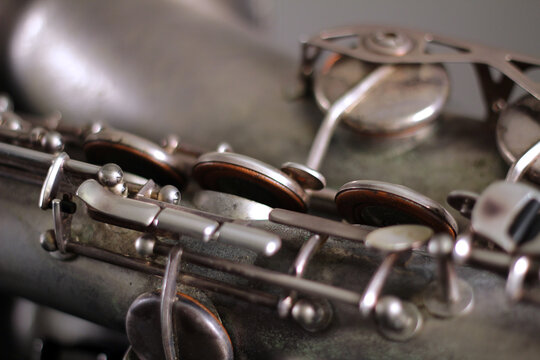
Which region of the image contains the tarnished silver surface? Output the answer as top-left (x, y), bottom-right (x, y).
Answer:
top-left (193, 190), bottom-right (272, 221)
top-left (1, 1), bottom-right (538, 359)
top-left (314, 58), bottom-right (449, 135)
top-left (77, 179), bottom-right (161, 228)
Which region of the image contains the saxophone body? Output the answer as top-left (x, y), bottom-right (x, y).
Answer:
top-left (0, 1), bottom-right (539, 359)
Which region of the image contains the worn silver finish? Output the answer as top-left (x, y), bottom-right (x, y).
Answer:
top-left (77, 179), bottom-right (281, 255)
top-left (279, 234), bottom-right (329, 318)
top-left (447, 190), bottom-right (478, 219)
top-left (497, 95), bottom-right (540, 183)
top-left (134, 234), bottom-right (156, 258)
top-left (38, 152), bottom-right (68, 209)
top-left (308, 65), bottom-right (395, 170)
top-left (84, 128), bottom-right (195, 188)
top-left (471, 181), bottom-right (540, 254)
top-left (301, 25), bottom-right (540, 120)
top-left (506, 140), bottom-right (540, 183)
top-left (39, 229), bottom-right (57, 252)
top-left (506, 256), bottom-right (530, 302)
top-left (77, 179), bottom-right (161, 228)
top-left (423, 234), bottom-right (474, 317)
top-left (359, 252), bottom-right (400, 317)
top-left (158, 185), bottom-right (181, 205)
top-left (314, 59), bottom-right (449, 137)
top-left (0, 2), bottom-right (539, 357)
top-left (161, 246), bottom-right (183, 360)
top-left (0, 142), bottom-right (148, 190)
top-left (291, 298), bottom-right (333, 332)
top-left (41, 131), bottom-right (63, 153)
top-left (97, 163), bottom-right (124, 187)
top-left (193, 191), bottom-right (272, 221)
top-left (154, 208), bottom-right (219, 243)
top-left (364, 31), bottom-right (414, 56)
top-left (374, 296), bottom-right (423, 342)
top-left (280, 161), bottom-right (326, 190)
top-left (213, 222), bottom-right (281, 257)
top-left (364, 225), bottom-right (433, 252)
top-left (126, 292), bottom-right (233, 360)
top-left (360, 225), bottom-right (432, 317)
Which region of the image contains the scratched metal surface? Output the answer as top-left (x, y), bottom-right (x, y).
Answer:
top-left (0, 0), bottom-right (536, 359)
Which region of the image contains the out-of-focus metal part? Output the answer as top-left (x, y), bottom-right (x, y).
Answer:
top-left (471, 181), bottom-right (540, 254)
top-left (126, 292), bottom-right (233, 360)
top-left (453, 231), bottom-right (474, 264)
top-left (160, 246), bottom-right (183, 360)
top-left (193, 190), bottom-right (272, 220)
top-left (374, 296), bottom-right (423, 342)
top-left (506, 256), bottom-right (531, 303)
top-left (336, 180), bottom-right (458, 237)
top-left (314, 57), bottom-right (449, 136)
top-left (359, 225), bottom-right (432, 317)
top-left (497, 95), bottom-right (540, 183)
top-left (0, 93), bottom-right (13, 113)
top-left (364, 31), bottom-right (414, 57)
top-left (290, 298), bottom-right (333, 333)
top-left (39, 229), bottom-right (57, 252)
top-left (193, 151), bottom-right (308, 212)
top-left (423, 234), bottom-right (474, 317)
top-left (38, 152), bottom-right (69, 209)
top-left (300, 25), bottom-right (540, 119)
top-left (447, 190), bottom-right (478, 219)
top-left (505, 140), bottom-right (540, 183)
top-left (306, 65), bottom-right (395, 170)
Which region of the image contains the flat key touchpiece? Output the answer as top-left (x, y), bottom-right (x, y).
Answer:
top-left (365, 225), bottom-right (433, 252)
top-left (336, 180), bottom-right (458, 237)
top-left (497, 94), bottom-right (540, 184)
top-left (193, 190), bottom-right (272, 221)
top-left (314, 56), bottom-right (449, 136)
top-left (193, 152), bottom-right (308, 212)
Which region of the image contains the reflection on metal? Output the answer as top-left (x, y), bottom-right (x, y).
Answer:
top-left (0, 3), bottom-right (540, 358)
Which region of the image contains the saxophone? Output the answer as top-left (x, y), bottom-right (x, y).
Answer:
top-left (0, 1), bottom-right (539, 359)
